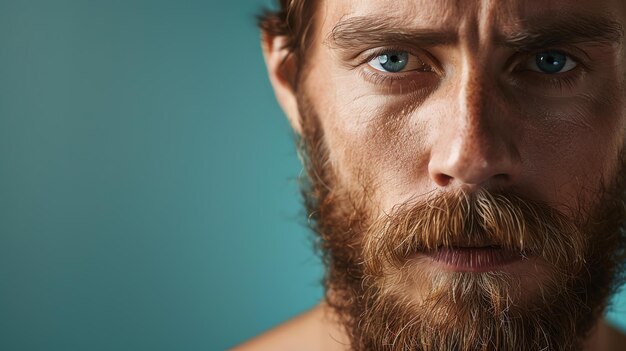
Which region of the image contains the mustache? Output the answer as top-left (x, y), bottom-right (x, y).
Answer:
top-left (362, 189), bottom-right (587, 274)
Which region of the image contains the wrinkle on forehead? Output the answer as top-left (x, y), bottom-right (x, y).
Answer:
top-left (317, 0), bottom-right (625, 45)
top-left (319, 0), bottom-right (462, 32)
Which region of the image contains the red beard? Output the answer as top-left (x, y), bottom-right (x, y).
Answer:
top-left (297, 93), bottom-right (626, 351)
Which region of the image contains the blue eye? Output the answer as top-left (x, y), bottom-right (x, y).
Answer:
top-left (376, 52), bottom-right (408, 72)
top-left (532, 51), bottom-right (577, 74)
top-left (368, 51), bottom-right (430, 73)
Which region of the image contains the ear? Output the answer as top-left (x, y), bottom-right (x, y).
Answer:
top-left (261, 34), bottom-right (302, 135)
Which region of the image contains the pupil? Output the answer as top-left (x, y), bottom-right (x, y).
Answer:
top-left (390, 55), bottom-right (399, 63)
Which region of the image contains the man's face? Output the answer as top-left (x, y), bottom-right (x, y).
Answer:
top-left (273, 0), bottom-right (626, 350)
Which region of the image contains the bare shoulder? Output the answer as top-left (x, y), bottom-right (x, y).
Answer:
top-left (230, 303), bottom-right (349, 351)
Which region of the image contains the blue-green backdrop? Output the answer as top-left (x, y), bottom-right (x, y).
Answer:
top-left (0, 1), bottom-right (625, 350)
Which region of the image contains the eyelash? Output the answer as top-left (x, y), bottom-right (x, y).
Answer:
top-left (508, 50), bottom-right (590, 93)
top-left (362, 46), bottom-right (438, 70)
top-left (357, 47), bottom-right (439, 92)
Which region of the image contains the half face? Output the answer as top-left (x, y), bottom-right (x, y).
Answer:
top-left (267, 0), bottom-right (626, 350)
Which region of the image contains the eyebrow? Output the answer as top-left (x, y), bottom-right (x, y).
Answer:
top-left (327, 16), bottom-right (457, 52)
top-left (502, 14), bottom-right (624, 51)
top-left (327, 14), bottom-right (624, 53)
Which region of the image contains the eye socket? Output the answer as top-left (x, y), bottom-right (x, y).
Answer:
top-left (368, 51), bottom-right (430, 73)
top-left (521, 50), bottom-right (578, 74)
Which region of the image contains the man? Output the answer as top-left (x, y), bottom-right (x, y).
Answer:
top-left (235, 0), bottom-right (626, 350)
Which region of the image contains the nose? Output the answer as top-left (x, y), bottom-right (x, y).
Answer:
top-left (428, 74), bottom-right (522, 189)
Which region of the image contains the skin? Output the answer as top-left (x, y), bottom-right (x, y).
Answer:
top-left (235, 0), bottom-right (626, 349)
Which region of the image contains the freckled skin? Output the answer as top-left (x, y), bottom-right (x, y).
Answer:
top-left (304, 0), bottom-right (626, 215)
top-left (236, 0), bottom-right (626, 350)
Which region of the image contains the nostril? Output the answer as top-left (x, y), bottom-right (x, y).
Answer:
top-left (433, 173), bottom-right (453, 186)
top-left (430, 171), bottom-right (515, 188)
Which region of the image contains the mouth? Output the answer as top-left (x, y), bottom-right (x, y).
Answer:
top-left (423, 246), bottom-right (529, 273)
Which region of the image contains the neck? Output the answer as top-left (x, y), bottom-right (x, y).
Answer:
top-left (582, 319), bottom-right (624, 351)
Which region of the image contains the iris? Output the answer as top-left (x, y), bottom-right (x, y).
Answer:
top-left (378, 52), bottom-right (409, 72)
top-left (535, 51), bottom-right (568, 74)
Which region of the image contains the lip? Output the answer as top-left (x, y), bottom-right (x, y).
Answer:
top-left (423, 247), bottom-right (527, 272)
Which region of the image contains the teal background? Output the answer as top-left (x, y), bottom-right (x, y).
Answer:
top-left (0, 1), bottom-right (624, 350)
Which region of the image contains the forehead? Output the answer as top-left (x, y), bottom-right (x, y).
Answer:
top-left (317, 0), bottom-right (626, 38)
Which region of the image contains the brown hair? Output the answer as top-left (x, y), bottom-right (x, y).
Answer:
top-left (257, 0), bottom-right (317, 75)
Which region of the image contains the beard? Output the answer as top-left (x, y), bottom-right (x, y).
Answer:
top-left (295, 93), bottom-right (626, 351)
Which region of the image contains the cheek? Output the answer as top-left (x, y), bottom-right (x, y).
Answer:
top-left (318, 90), bottom-right (436, 208)
top-left (518, 80), bottom-right (626, 211)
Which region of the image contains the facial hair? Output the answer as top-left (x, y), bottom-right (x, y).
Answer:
top-left (295, 93), bottom-right (626, 351)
